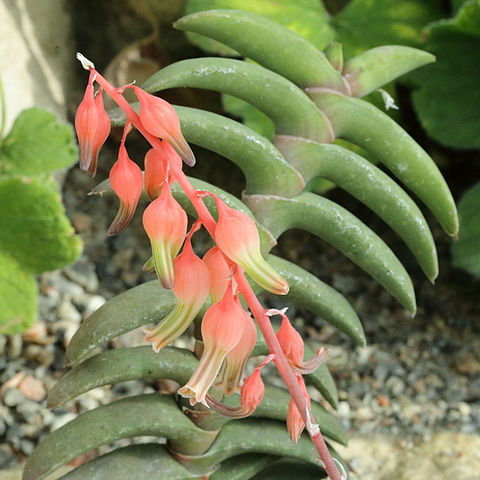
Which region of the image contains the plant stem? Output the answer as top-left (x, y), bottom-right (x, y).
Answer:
top-left (92, 70), bottom-right (341, 480)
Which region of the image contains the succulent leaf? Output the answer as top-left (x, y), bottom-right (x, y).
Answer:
top-left (246, 191), bottom-right (416, 312)
top-left (142, 58), bottom-right (333, 143)
top-left (175, 9), bottom-right (343, 90)
top-left (275, 137), bottom-right (438, 281)
top-left (175, 105), bottom-right (305, 197)
top-left (66, 281), bottom-right (176, 365)
top-left (343, 45), bottom-right (435, 97)
top-left (267, 254), bottom-right (365, 346)
top-left (23, 394), bottom-right (217, 480)
top-left (309, 90), bottom-right (459, 236)
top-left (60, 444), bottom-right (196, 480)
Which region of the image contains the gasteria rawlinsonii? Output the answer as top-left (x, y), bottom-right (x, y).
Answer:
top-left (73, 52), bottom-right (341, 480)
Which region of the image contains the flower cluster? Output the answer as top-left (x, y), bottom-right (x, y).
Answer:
top-left (74, 53), bottom-right (327, 444)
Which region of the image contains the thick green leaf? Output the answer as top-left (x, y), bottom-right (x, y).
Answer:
top-left (176, 9), bottom-right (342, 90)
top-left (310, 90), bottom-right (459, 236)
top-left (184, 0), bottom-right (335, 54)
top-left (223, 94), bottom-right (275, 139)
top-left (246, 191), bottom-right (416, 312)
top-left (0, 107), bottom-right (77, 176)
top-left (174, 106), bottom-right (304, 197)
top-left (333, 0), bottom-right (444, 58)
top-left (343, 45), bottom-right (434, 97)
top-left (0, 176), bottom-right (82, 274)
top-left (23, 394), bottom-right (218, 480)
top-left (210, 454), bottom-right (277, 480)
top-left (267, 254), bottom-right (365, 347)
top-left (451, 181), bottom-right (480, 276)
top-left (275, 137), bottom-right (438, 281)
top-left (412, 0), bottom-right (480, 149)
top-left (173, 418), bottom-right (325, 475)
top-left (48, 346), bottom-right (345, 444)
top-left (0, 251), bottom-right (36, 334)
top-left (60, 444), bottom-right (197, 480)
top-left (66, 281), bottom-right (176, 365)
top-left (142, 58), bottom-right (333, 143)
top-left (251, 459), bottom-right (328, 480)
top-left (49, 346), bottom-right (197, 407)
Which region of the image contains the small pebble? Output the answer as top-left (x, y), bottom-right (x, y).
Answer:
top-left (3, 388), bottom-right (25, 407)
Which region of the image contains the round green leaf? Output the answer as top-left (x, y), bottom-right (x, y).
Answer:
top-left (0, 176), bottom-right (82, 273)
top-left (412, 1), bottom-right (480, 149)
top-left (451, 181), bottom-right (480, 276)
top-left (0, 251), bottom-right (36, 334)
top-left (0, 107), bottom-right (77, 176)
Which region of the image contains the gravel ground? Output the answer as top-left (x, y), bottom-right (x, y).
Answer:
top-left (1, 160), bottom-right (479, 472)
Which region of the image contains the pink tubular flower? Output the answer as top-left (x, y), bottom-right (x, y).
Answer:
top-left (204, 193), bottom-right (288, 295)
top-left (178, 285), bottom-right (244, 406)
top-left (218, 306), bottom-right (257, 395)
top-left (142, 183), bottom-right (187, 289)
top-left (144, 235), bottom-right (210, 352)
top-left (206, 367), bottom-right (265, 418)
top-left (143, 142), bottom-right (182, 200)
top-left (268, 308), bottom-right (329, 375)
top-left (74, 75), bottom-right (110, 177)
top-left (108, 141), bottom-right (143, 236)
top-left (202, 246), bottom-right (234, 303)
top-left (287, 374), bottom-right (310, 443)
top-left (133, 86), bottom-right (195, 167)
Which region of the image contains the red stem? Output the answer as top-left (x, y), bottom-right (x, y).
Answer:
top-left (92, 70), bottom-right (341, 480)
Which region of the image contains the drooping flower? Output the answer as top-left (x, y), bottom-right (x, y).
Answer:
top-left (74, 73), bottom-right (111, 177)
top-left (142, 182), bottom-right (187, 288)
top-left (133, 86), bottom-right (195, 167)
top-left (287, 374), bottom-right (310, 443)
top-left (267, 308), bottom-right (328, 374)
top-left (206, 366), bottom-right (265, 418)
top-left (178, 285), bottom-right (244, 406)
top-left (200, 192), bottom-right (288, 295)
top-left (108, 138), bottom-right (143, 236)
top-left (144, 233), bottom-right (210, 352)
top-left (143, 142), bottom-right (182, 200)
top-left (202, 246), bottom-right (234, 303)
top-left (218, 305), bottom-right (257, 395)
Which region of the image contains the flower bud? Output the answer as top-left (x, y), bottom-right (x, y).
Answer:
top-left (240, 368), bottom-right (265, 413)
top-left (142, 183), bottom-right (187, 288)
top-left (287, 375), bottom-right (310, 444)
top-left (144, 237), bottom-right (210, 352)
top-left (178, 286), bottom-right (243, 406)
top-left (212, 195), bottom-right (289, 295)
top-left (144, 142), bottom-right (182, 200)
top-left (107, 142), bottom-right (143, 236)
top-left (75, 78), bottom-right (110, 177)
top-left (133, 86), bottom-right (195, 167)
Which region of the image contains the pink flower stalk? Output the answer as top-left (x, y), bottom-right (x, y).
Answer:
top-left (218, 305), bottom-right (257, 395)
top-left (268, 308), bottom-right (329, 374)
top-left (199, 192), bottom-right (289, 295)
top-left (74, 74), bottom-right (110, 177)
top-left (108, 139), bottom-right (143, 236)
top-left (287, 374), bottom-right (311, 443)
top-left (142, 183), bottom-right (187, 289)
top-left (144, 235), bottom-right (210, 352)
top-left (178, 285), bottom-right (244, 406)
top-left (202, 246), bottom-right (235, 303)
top-left (143, 142), bottom-right (182, 200)
top-left (133, 86), bottom-right (196, 167)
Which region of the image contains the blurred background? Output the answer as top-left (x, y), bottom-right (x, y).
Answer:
top-left (0, 0), bottom-right (479, 478)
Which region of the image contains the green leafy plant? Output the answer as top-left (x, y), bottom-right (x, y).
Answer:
top-left (24, 10), bottom-right (457, 480)
top-left (0, 103), bottom-right (82, 334)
